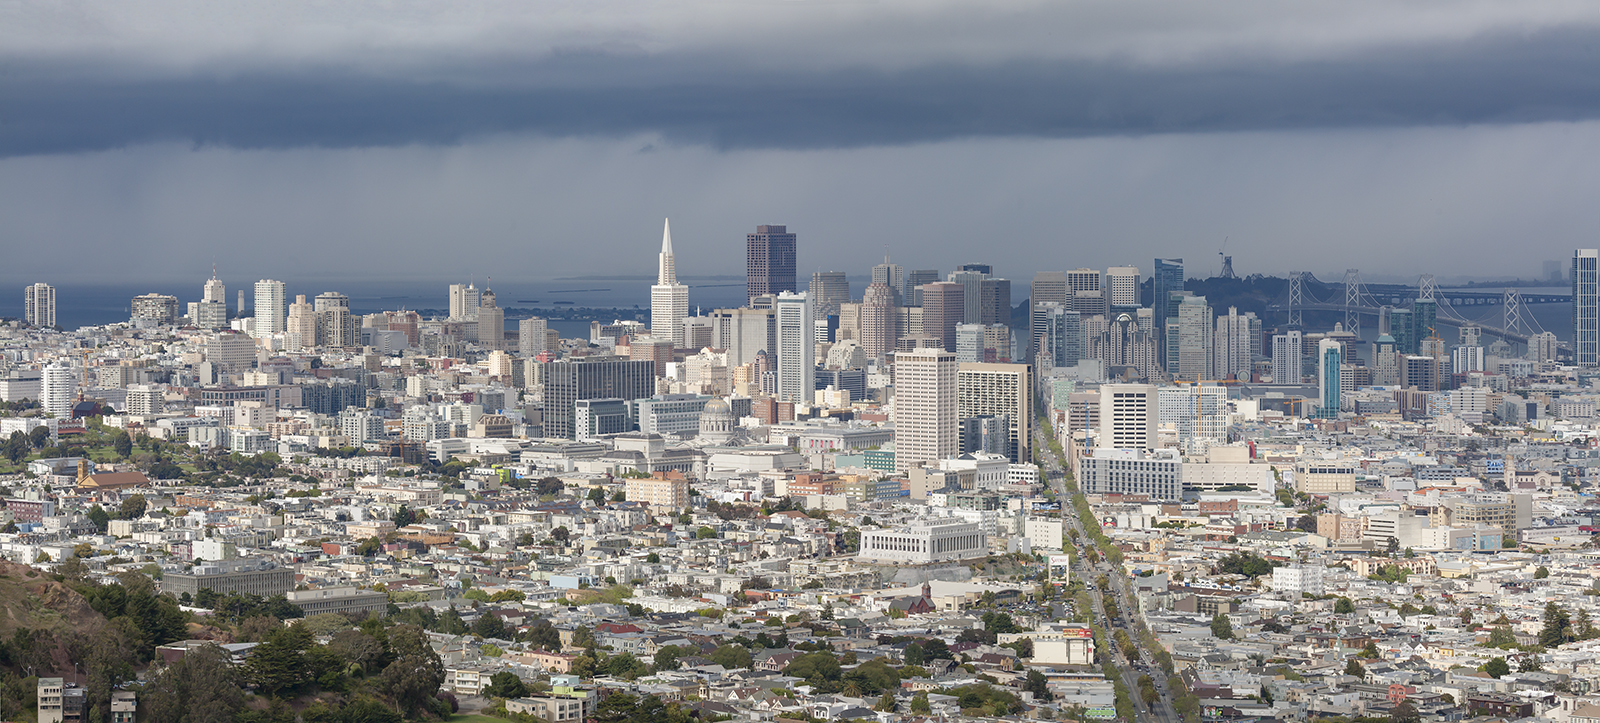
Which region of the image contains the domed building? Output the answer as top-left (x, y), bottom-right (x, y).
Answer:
top-left (698, 397), bottom-right (736, 445)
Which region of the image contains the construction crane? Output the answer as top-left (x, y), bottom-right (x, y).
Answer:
top-left (1218, 238), bottom-right (1237, 279)
top-left (76, 347), bottom-right (95, 403)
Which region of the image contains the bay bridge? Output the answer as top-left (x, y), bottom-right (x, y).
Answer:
top-left (1262, 270), bottom-right (1567, 345)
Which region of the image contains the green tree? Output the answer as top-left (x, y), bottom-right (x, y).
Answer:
top-left (710, 644), bottom-right (753, 670)
top-left (655, 645), bottom-right (687, 671)
top-left (696, 526), bottom-right (717, 539)
top-left (112, 429), bottom-right (134, 458)
top-left (911, 692), bottom-right (931, 714)
top-left (473, 612), bottom-right (506, 639)
top-left (1482, 656), bottom-right (1510, 679)
top-left (391, 505), bottom-right (416, 528)
top-left (876, 692), bottom-right (898, 712)
top-left (1345, 659), bottom-right (1365, 677)
top-left (137, 643), bottom-right (245, 723)
top-left (1535, 566), bottom-right (1550, 579)
top-left (1390, 700), bottom-right (1421, 723)
top-left (245, 624), bottom-right (315, 696)
top-left (484, 671), bottom-right (529, 699)
top-left (904, 642), bottom-right (925, 666)
top-left (1540, 602), bottom-right (1573, 648)
top-left (1361, 641), bottom-right (1381, 659)
top-left (1025, 669), bottom-right (1052, 701)
top-left (552, 526), bottom-right (571, 543)
top-left (1334, 597), bottom-right (1356, 614)
top-left (381, 625), bottom-right (445, 716)
top-left (86, 505), bottom-right (111, 533)
top-left (1210, 613), bottom-right (1234, 640)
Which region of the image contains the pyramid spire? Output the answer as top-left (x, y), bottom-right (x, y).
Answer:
top-left (658, 218), bottom-right (678, 285)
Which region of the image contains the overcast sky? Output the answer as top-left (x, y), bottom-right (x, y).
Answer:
top-left (5, 0), bottom-right (1600, 288)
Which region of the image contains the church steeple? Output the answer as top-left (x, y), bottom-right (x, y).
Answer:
top-left (658, 218), bottom-right (677, 285)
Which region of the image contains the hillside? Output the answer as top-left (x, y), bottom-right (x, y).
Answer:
top-left (0, 560), bottom-right (105, 639)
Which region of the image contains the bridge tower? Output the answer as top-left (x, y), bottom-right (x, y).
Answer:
top-left (1287, 272), bottom-right (1303, 327)
top-left (1343, 269), bottom-right (1361, 337)
top-left (1418, 274), bottom-right (1437, 302)
top-left (1504, 288), bottom-right (1525, 336)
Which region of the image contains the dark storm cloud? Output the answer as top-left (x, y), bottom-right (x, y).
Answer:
top-left (7, 26), bottom-right (1600, 157)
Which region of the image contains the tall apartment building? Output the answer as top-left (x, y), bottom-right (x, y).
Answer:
top-left (893, 348), bottom-right (958, 473)
top-left (1213, 307), bottom-right (1255, 381)
top-left (746, 225), bottom-right (798, 305)
top-left (1078, 448), bottom-right (1182, 501)
top-left (40, 365), bottom-right (75, 420)
top-left (252, 280), bottom-right (286, 338)
top-left (957, 362), bottom-right (1032, 463)
top-left (196, 275), bottom-right (228, 329)
top-left (544, 357), bottom-right (657, 439)
top-left (710, 307), bottom-right (775, 367)
top-left (1271, 330), bottom-right (1303, 384)
top-left (285, 295), bottom-right (317, 349)
top-left (1098, 383), bottom-right (1157, 451)
top-left (809, 271), bottom-right (850, 320)
top-left (24, 283), bottom-right (56, 328)
top-left (449, 283), bottom-right (481, 321)
top-left (1036, 304), bottom-right (1081, 368)
top-left (1106, 266), bottom-right (1140, 309)
top-left (650, 219), bottom-right (690, 346)
top-left (313, 292), bottom-right (356, 347)
top-left (775, 291), bottom-right (813, 403)
top-left (519, 317), bottom-right (550, 356)
top-left (1576, 249), bottom-right (1599, 367)
top-left (130, 293), bottom-right (180, 325)
top-left (1157, 384), bottom-right (1228, 453)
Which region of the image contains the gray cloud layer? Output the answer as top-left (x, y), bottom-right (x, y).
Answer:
top-left (6, 21), bottom-right (1600, 156)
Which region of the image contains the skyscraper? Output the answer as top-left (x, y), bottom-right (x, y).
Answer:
top-left (252, 280), bottom-right (286, 338)
top-left (1576, 249), bottom-right (1598, 367)
top-left (1152, 259), bottom-right (1183, 339)
top-left (315, 292), bottom-right (357, 348)
top-left (1036, 303), bottom-right (1081, 368)
top-left (1318, 338), bottom-right (1342, 417)
top-left (1106, 266), bottom-right (1140, 309)
top-left (1157, 384), bottom-right (1228, 453)
top-left (774, 291), bottom-right (814, 403)
top-left (1098, 383), bottom-right (1157, 451)
top-left (905, 269), bottom-right (941, 306)
top-left (475, 289), bottom-right (505, 350)
top-left (1168, 295), bottom-right (1212, 382)
top-left (809, 271), bottom-right (850, 320)
top-left (448, 283), bottom-right (480, 321)
top-left (921, 282), bottom-right (965, 353)
top-left (651, 219), bottom-right (690, 346)
top-left (1213, 307), bottom-right (1254, 381)
top-left (957, 362), bottom-right (1032, 462)
top-left (859, 283), bottom-right (898, 360)
top-left (23, 283), bottom-right (54, 328)
top-left (871, 257), bottom-right (905, 306)
top-left (949, 269), bottom-right (986, 324)
top-left (746, 225), bottom-right (798, 305)
top-left (893, 348), bottom-right (958, 473)
top-left (979, 278), bottom-right (1011, 326)
top-left (1272, 330), bottom-right (1303, 384)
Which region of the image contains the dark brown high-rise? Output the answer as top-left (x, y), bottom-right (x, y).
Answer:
top-left (921, 281), bottom-right (965, 353)
top-left (746, 225), bottom-right (798, 305)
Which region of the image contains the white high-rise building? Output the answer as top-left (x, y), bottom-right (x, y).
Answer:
top-left (774, 291), bottom-right (813, 403)
top-left (23, 283), bottom-right (55, 328)
top-left (252, 280), bottom-right (286, 338)
top-left (519, 317), bottom-right (550, 356)
top-left (449, 283), bottom-right (481, 321)
top-left (957, 362), bottom-right (1032, 463)
top-left (196, 274), bottom-right (228, 330)
top-left (41, 365), bottom-right (75, 419)
top-left (285, 295), bottom-right (317, 349)
top-left (1098, 383), bottom-right (1157, 451)
top-left (650, 218), bottom-right (690, 346)
top-left (1213, 307), bottom-right (1254, 381)
top-left (894, 348), bottom-right (958, 473)
top-left (1158, 384), bottom-right (1228, 453)
top-left (315, 292), bottom-right (357, 348)
top-left (1272, 330), bottom-right (1303, 384)
top-left (1106, 266), bottom-right (1140, 308)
